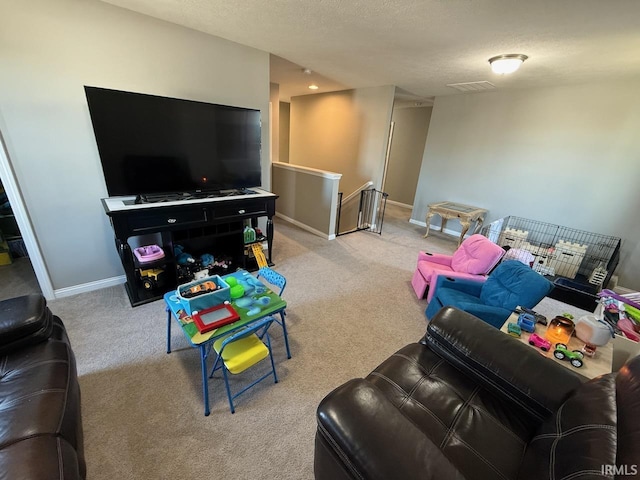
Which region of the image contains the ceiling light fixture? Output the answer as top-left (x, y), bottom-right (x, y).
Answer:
top-left (488, 54), bottom-right (528, 74)
top-left (308, 84), bottom-right (319, 90)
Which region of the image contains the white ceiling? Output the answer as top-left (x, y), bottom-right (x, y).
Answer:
top-left (100, 0), bottom-right (640, 103)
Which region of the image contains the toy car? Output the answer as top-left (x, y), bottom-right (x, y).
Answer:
top-left (507, 322), bottom-right (522, 338)
top-left (182, 280), bottom-right (218, 298)
top-left (528, 333), bottom-right (552, 351)
top-left (516, 307), bottom-right (547, 325)
top-left (553, 343), bottom-right (585, 368)
top-left (517, 312), bottom-right (536, 333)
top-left (139, 267), bottom-right (164, 290)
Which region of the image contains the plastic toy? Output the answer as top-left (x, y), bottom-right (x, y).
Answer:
top-left (516, 307), bottom-right (547, 325)
top-left (174, 245), bottom-right (195, 265)
top-left (181, 280), bottom-right (218, 298)
top-left (517, 312), bottom-right (536, 333)
top-left (192, 304), bottom-right (240, 334)
top-left (200, 253), bottom-right (215, 267)
top-left (243, 225), bottom-right (256, 244)
top-left (134, 245), bottom-right (165, 263)
top-left (250, 242), bottom-right (268, 269)
top-left (507, 323), bottom-right (521, 338)
top-left (528, 333), bottom-right (552, 352)
top-left (139, 268), bottom-right (164, 290)
top-left (553, 343), bottom-right (584, 368)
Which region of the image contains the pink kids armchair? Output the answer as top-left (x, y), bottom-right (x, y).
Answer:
top-left (411, 234), bottom-right (505, 302)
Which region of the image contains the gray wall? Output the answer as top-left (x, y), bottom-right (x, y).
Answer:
top-left (412, 81), bottom-right (640, 289)
top-left (272, 163), bottom-right (341, 237)
top-left (279, 102), bottom-right (290, 163)
top-left (289, 86), bottom-right (395, 195)
top-left (386, 106), bottom-right (432, 206)
top-left (0, 0), bottom-right (270, 290)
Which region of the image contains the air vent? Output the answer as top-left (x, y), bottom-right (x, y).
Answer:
top-left (446, 81), bottom-right (496, 92)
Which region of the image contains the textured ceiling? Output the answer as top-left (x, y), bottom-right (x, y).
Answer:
top-left (100, 0), bottom-right (640, 102)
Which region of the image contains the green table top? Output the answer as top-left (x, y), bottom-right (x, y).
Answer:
top-left (164, 269), bottom-right (286, 346)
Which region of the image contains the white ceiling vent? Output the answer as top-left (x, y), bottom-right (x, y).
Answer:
top-left (446, 81), bottom-right (496, 92)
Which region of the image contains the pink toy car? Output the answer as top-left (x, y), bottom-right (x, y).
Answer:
top-left (528, 333), bottom-right (552, 352)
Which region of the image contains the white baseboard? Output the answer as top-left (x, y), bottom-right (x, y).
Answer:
top-left (275, 213), bottom-right (334, 240)
top-left (409, 218), bottom-right (468, 239)
top-left (386, 199), bottom-right (412, 209)
top-left (54, 275), bottom-right (126, 299)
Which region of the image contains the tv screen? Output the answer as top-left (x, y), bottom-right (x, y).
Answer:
top-left (84, 86), bottom-right (262, 197)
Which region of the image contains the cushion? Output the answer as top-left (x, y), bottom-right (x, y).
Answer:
top-left (0, 321), bottom-right (83, 454)
top-left (517, 373), bottom-right (617, 480)
top-left (436, 286), bottom-right (485, 311)
top-left (0, 294), bottom-right (53, 356)
top-left (480, 261), bottom-right (552, 310)
top-left (451, 235), bottom-right (504, 275)
top-left (366, 343), bottom-right (534, 480)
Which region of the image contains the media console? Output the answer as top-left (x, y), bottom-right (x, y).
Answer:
top-left (101, 188), bottom-right (278, 307)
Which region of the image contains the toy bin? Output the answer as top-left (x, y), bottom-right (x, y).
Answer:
top-left (176, 275), bottom-right (231, 316)
top-left (498, 228), bottom-right (528, 249)
top-left (548, 240), bottom-right (587, 279)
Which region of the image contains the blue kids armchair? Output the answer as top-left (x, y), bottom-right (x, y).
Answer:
top-left (425, 260), bottom-right (554, 328)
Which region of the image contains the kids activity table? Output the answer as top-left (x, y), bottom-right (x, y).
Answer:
top-left (165, 269), bottom-right (287, 415)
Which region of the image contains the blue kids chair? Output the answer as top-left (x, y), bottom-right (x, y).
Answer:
top-left (256, 267), bottom-right (291, 359)
top-left (425, 260), bottom-right (554, 329)
top-left (209, 316), bottom-right (278, 414)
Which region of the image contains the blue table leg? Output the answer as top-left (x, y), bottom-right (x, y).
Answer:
top-left (280, 311), bottom-right (292, 359)
top-left (166, 307), bottom-right (172, 354)
top-left (201, 344), bottom-right (210, 416)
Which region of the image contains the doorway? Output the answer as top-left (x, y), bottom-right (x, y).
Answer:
top-left (384, 104), bottom-right (433, 208)
top-left (0, 131), bottom-right (54, 300)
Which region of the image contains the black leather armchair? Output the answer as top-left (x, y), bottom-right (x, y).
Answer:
top-left (315, 306), bottom-right (640, 480)
top-left (0, 294), bottom-right (85, 479)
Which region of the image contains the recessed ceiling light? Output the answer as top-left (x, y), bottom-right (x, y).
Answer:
top-left (488, 54), bottom-right (528, 74)
top-left (308, 84), bottom-right (319, 90)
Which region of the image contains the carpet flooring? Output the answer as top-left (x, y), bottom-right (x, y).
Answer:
top-left (42, 204), bottom-right (590, 479)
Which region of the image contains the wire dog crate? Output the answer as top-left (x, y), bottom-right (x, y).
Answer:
top-left (481, 216), bottom-right (622, 311)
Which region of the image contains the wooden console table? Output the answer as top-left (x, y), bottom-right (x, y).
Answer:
top-left (424, 201), bottom-right (487, 246)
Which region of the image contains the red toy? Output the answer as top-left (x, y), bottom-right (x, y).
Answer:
top-left (192, 304), bottom-right (240, 334)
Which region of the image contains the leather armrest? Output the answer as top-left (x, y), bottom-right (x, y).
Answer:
top-left (417, 251), bottom-right (453, 266)
top-left (424, 306), bottom-right (583, 421)
top-left (0, 294), bottom-right (53, 355)
top-left (316, 379), bottom-right (464, 480)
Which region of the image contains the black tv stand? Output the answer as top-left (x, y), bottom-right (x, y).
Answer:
top-left (102, 189), bottom-right (278, 307)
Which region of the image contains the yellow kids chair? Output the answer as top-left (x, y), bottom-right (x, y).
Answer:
top-left (210, 316), bottom-right (278, 413)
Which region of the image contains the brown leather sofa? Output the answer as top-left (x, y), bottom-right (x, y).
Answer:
top-left (0, 294), bottom-right (86, 479)
top-left (315, 306), bottom-right (640, 480)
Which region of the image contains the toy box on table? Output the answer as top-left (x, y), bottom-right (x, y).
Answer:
top-left (176, 275), bottom-right (231, 315)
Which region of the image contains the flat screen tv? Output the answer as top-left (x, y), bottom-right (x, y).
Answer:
top-left (84, 86), bottom-right (262, 199)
